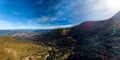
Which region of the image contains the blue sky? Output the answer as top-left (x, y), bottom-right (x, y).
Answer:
top-left (0, 0), bottom-right (120, 29)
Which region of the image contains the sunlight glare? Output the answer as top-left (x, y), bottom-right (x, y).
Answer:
top-left (106, 0), bottom-right (120, 9)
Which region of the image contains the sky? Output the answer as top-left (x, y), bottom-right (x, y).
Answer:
top-left (0, 0), bottom-right (120, 29)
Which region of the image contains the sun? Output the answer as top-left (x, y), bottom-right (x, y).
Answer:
top-left (106, 0), bottom-right (120, 9)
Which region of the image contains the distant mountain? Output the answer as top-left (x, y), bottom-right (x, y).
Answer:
top-left (40, 11), bottom-right (120, 60)
top-left (12, 32), bottom-right (41, 41)
top-left (0, 29), bottom-right (52, 41)
top-left (0, 29), bottom-right (52, 37)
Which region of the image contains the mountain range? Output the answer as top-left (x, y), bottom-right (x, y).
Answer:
top-left (1, 11), bottom-right (120, 60)
top-left (0, 29), bottom-right (52, 41)
top-left (0, 29), bottom-right (52, 37)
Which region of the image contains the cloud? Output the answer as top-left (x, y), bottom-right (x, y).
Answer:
top-left (36, 16), bottom-right (57, 21)
top-left (0, 20), bottom-right (13, 26)
top-left (1, 0), bottom-right (120, 29)
top-left (0, 20), bottom-right (15, 29)
top-left (40, 24), bottom-right (74, 29)
top-left (31, 0), bottom-right (63, 17)
top-left (0, 20), bottom-right (36, 29)
top-left (0, 20), bottom-right (74, 29)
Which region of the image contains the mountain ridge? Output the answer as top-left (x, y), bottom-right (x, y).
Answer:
top-left (39, 11), bottom-right (120, 60)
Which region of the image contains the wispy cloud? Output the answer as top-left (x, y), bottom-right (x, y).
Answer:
top-left (0, 20), bottom-right (36, 29)
top-left (36, 16), bottom-right (57, 21)
top-left (0, 20), bottom-right (15, 29)
top-left (40, 24), bottom-right (74, 29)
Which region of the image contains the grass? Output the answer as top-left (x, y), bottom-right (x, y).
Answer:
top-left (0, 36), bottom-right (50, 60)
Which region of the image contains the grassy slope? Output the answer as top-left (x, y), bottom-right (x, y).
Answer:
top-left (0, 36), bottom-right (51, 60)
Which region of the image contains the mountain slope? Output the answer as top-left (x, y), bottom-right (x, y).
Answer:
top-left (0, 36), bottom-right (51, 60)
top-left (40, 11), bottom-right (120, 60)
